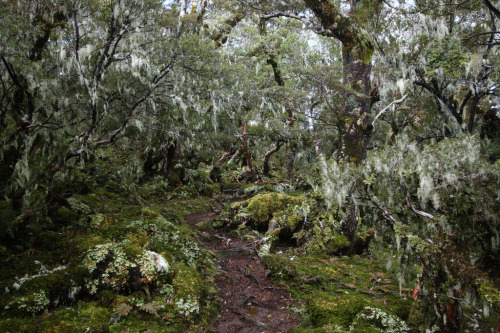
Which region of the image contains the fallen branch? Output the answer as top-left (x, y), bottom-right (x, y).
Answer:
top-left (246, 271), bottom-right (262, 287)
top-left (234, 295), bottom-right (254, 308)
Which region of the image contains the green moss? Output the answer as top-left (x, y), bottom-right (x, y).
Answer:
top-left (0, 302), bottom-right (111, 333)
top-left (245, 193), bottom-right (303, 226)
top-left (263, 252), bottom-right (413, 331)
top-left (262, 254), bottom-right (300, 280)
top-left (305, 224), bottom-right (350, 255)
top-left (274, 209), bottom-right (302, 231)
top-left (306, 292), bottom-right (374, 328)
top-left (125, 229), bottom-right (150, 248)
top-left (56, 206), bottom-right (79, 223)
top-left (173, 264), bottom-right (202, 303)
top-left (161, 197), bottom-right (212, 222)
top-left (292, 326), bottom-right (349, 333)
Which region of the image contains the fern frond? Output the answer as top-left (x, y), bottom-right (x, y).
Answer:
top-left (115, 303), bottom-right (133, 317)
top-left (139, 303), bottom-right (160, 317)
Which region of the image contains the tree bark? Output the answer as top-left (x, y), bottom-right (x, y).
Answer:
top-left (240, 121), bottom-right (257, 180)
top-left (341, 43), bottom-right (374, 162)
top-left (263, 141), bottom-right (284, 177)
top-left (302, 0), bottom-right (376, 162)
top-left (210, 151), bottom-right (233, 182)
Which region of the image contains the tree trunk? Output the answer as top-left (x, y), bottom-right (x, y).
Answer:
top-left (240, 121), bottom-right (258, 181)
top-left (302, 0), bottom-right (375, 162)
top-left (263, 141), bottom-right (284, 177)
top-left (210, 151), bottom-right (233, 182)
top-left (341, 43), bottom-right (374, 162)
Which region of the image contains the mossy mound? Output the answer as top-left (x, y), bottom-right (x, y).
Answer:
top-left (350, 307), bottom-right (411, 332)
top-left (244, 193), bottom-right (303, 227)
top-left (222, 192), bottom-right (374, 257)
top-left (226, 192), bottom-right (305, 236)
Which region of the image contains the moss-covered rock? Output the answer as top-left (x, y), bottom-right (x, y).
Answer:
top-left (244, 193), bottom-right (303, 228)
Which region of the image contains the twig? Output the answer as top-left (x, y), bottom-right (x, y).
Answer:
top-left (234, 295), bottom-right (254, 308)
top-left (369, 198), bottom-right (397, 223)
top-left (231, 309), bottom-right (266, 327)
top-left (348, 195), bottom-right (397, 223)
top-left (247, 272), bottom-right (262, 287)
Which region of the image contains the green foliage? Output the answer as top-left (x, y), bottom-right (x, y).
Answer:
top-left (318, 135), bottom-right (500, 330)
top-left (425, 37), bottom-right (469, 77)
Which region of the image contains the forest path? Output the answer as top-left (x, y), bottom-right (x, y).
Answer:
top-left (185, 208), bottom-right (300, 333)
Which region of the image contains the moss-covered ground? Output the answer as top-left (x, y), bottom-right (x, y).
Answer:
top-left (262, 253), bottom-right (413, 332)
top-left (0, 170), bottom-right (218, 332)
top-left (1, 162), bottom-right (498, 332)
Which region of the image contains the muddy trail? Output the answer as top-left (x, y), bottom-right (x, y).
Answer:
top-left (185, 210), bottom-right (300, 333)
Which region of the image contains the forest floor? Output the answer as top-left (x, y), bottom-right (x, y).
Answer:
top-left (185, 209), bottom-right (301, 332)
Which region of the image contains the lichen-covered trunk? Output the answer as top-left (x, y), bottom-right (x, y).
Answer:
top-left (339, 44), bottom-right (374, 256)
top-left (341, 43), bottom-right (373, 163)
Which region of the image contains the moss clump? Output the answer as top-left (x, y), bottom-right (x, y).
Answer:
top-left (56, 206), bottom-right (79, 223)
top-left (262, 254), bottom-right (300, 281)
top-left (305, 224), bottom-right (350, 255)
top-left (306, 292), bottom-right (374, 328)
top-left (245, 193), bottom-right (303, 226)
top-left (83, 241), bottom-right (166, 295)
top-left (172, 264), bottom-right (201, 315)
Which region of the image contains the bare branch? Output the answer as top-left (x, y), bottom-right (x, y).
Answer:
top-left (406, 196), bottom-right (435, 220)
top-left (372, 94), bottom-right (408, 126)
top-left (260, 11), bottom-right (333, 37)
top-left (482, 0), bottom-right (500, 20)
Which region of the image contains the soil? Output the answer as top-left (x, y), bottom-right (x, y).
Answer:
top-left (185, 209), bottom-right (301, 333)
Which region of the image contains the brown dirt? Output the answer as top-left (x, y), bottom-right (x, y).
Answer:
top-left (185, 210), bottom-right (300, 333)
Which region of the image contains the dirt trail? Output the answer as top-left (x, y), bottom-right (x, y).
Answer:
top-left (185, 210), bottom-right (300, 333)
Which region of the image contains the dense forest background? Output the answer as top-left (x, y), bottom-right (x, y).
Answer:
top-left (1, 0), bottom-right (499, 332)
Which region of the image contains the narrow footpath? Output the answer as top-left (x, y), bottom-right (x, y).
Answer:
top-left (185, 210), bottom-right (300, 333)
